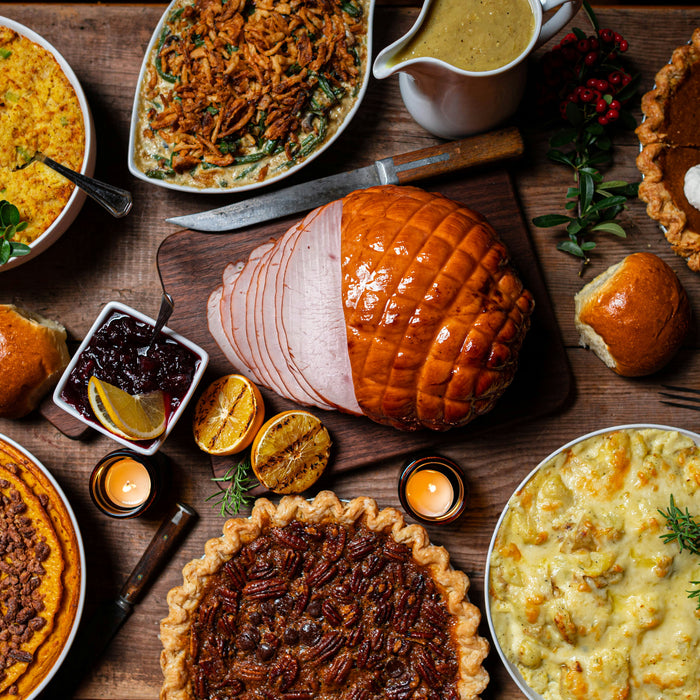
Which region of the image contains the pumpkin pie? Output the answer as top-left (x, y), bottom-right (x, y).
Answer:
top-left (160, 491), bottom-right (489, 700)
top-left (0, 437), bottom-right (82, 698)
top-left (637, 28), bottom-right (700, 270)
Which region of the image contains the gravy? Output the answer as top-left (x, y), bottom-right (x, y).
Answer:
top-left (394, 0), bottom-right (535, 73)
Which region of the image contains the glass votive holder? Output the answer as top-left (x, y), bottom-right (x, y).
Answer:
top-left (90, 449), bottom-right (160, 518)
top-left (398, 454), bottom-right (467, 525)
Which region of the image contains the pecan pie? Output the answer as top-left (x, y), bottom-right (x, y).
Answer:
top-left (160, 491), bottom-right (489, 700)
top-left (637, 28), bottom-right (700, 270)
top-left (0, 436), bottom-right (82, 698)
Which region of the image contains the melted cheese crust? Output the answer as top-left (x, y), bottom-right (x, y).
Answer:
top-left (490, 428), bottom-right (700, 700)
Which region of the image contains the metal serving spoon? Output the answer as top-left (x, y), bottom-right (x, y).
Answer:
top-left (147, 291), bottom-right (175, 351)
top-left (13, 152), bottom-right (133, 218)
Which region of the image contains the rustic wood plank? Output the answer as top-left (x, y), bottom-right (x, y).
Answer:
top-left (0, 4), bottom-right (698, 700)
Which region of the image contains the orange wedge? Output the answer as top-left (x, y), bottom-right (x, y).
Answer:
top-left (192, 374), bottom-right (264, 456)
top-left (250, 409), bottom-right (331, 494)
top-left (87, 376), bottom-right (166, 441)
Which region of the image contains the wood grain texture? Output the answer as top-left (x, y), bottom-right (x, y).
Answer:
top-left (0, 4), bottom-right (697, 700)
top-left (394, 126), bottom-right (525, 182)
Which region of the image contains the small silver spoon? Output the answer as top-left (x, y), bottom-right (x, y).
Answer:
top-left (13, 152), bottom-right (133, 218)
top-left (147, 291), bottom-right (175, 352)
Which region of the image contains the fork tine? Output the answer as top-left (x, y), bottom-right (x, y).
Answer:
top-left (659, 391), bottom-right (700, 405)
top-left (661, 384), bottom-right (700, 396)
top-left (661, 400), bottom-right (700, 412)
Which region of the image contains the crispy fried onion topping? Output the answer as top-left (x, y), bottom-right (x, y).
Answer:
top-left (145, 0), bottom-right (365, 175)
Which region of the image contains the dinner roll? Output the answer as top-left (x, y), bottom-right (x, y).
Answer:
top-left (0, 304), bottom-right (70, 418)
top-left (574, 252), bottom-right (691, 376)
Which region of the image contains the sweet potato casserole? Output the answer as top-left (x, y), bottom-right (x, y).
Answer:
top-left (0, 26), bottom-right (85, 244)
top-left (0, 437), bottom-right (82, 698)
top-left (133, 0), bottom-right (369, 189)
top-left (490, 428), bottom-right (700, 700)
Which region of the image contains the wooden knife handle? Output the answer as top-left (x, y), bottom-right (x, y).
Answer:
top-left (393, 126), bottom-right (524, 184)
top-left (120, 502), bottom-right (198, 604)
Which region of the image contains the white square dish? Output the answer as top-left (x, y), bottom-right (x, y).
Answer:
top-left (53, 301), bottom-right (208, 455)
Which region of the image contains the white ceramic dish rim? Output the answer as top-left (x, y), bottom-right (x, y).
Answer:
top-left (483, 422), bottom-right (700, 700)
top-left (52, 301), bottom-right (209, 456)
top-left (0, 15), bottom-right (95, 271)
top-left (373, 0), bottom-right (545, 80)
top-left (0, 432), bottom-right (87, 700)
top-left (126, 0), bottom-right (375, 194)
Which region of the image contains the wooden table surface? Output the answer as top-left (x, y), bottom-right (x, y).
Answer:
top-left (1, 3), bottom-right (700, 699)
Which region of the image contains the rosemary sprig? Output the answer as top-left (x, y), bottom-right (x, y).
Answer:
top-left (0, 200), bottom-right (30, 266)
top-left (658, 495), bottom-right (700, 556)
top-left (689, 581), bottom-right (700, 606)
top-left (659, 495), bottom-right (700, 609)
top-left (207, 459), bottom-right (258, 517)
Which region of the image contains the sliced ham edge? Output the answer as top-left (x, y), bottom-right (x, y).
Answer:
top-left (281, 199), bottom-right (361, 415)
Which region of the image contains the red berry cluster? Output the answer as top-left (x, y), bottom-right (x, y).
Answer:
top-left (537, 28), bottom-right (633, 126)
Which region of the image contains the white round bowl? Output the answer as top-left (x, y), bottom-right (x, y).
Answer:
top-left (127, 0), bottom-right (374, 194)
top-left (0, 16), bottom-right (95, 272)
top-left (0, 432), bottom-right (86, 700)
top-left (485, 423), bottom-right (700, 700)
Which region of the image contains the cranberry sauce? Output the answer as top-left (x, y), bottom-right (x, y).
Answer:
top-left (61, 311), bottom-right (200, 424)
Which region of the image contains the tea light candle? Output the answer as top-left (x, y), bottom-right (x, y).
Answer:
top-left (398, 455), bottom-right (467, 524)
top-left (405, 468), bottom-right (454, 518)
top-left (104, 457), bottom-right (151, 508)
top-left (90, 450), bottom-right (159, 518)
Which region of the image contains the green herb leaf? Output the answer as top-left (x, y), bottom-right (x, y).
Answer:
top-left (551, 129), bottom-right (578, 147)
top-left (531, 4), bottom-right (639, 274)
top-left (532, 214), bottom-right (571, 227)
top-left (591, 222), bottom-right (627, 237)
top-left (557, 240), bottom-right (586, 258)
top-left (207, 459), bottom-right (258, 516)
top-left (659, 495), bottom-right (700, 556)
top-left (0, 200), bottom-right (30, 267)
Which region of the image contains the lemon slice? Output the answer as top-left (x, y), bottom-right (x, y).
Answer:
top-left (88, 376), bottom-right (166, 441)
top-left (192, 374), bottom-right (265, 456)
top-left (250, 409), bottom-right (331, 494)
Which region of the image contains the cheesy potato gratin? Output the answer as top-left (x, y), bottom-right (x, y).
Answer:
top-left (0, 26), bottom-right (84, 244)
top-left (489, 428), bottom-right (700, 700)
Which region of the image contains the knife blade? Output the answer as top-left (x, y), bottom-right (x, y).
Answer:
top-left (166, 126), bottom-right (524, 232)
top-left (41, 502), bottom-right (197, 699)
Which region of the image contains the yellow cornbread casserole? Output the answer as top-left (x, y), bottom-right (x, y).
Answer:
top-left (0, 26), bottom-right (85, 244)
top-left (489, 428), bottom-right (700, 700)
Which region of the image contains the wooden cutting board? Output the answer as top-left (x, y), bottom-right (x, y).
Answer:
top-left (157, 169), bottom-right (572, 492)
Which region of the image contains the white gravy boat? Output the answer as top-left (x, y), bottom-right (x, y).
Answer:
top-left (373, 0), bottom-right (582, 139)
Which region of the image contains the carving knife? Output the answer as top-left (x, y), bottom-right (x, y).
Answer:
top-left (165, 126), bottom-right (524, 232)
top-left (41, 502), bottom-right (197, 699)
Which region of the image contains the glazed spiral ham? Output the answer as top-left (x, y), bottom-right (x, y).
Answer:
top-left (208, 185), bottom-right (534, 430)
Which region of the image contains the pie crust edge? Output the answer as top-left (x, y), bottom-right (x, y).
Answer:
top-left (159, 490), bottom-right (490, 700)
top-left (636, 28), bottom-right (700, 271)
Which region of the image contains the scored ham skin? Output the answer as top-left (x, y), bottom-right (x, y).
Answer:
top-left (340, 185), bottom-right (534, 431)
top-left (208, 184), bottom-right (533, 431)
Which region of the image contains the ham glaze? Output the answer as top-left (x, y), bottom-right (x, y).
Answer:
top-left (208, 185), bottom-right (534, 431)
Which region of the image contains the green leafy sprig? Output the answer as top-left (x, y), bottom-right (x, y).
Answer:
top-left (659, 495), bottom-right (700, 609)
top-left (659, 495), bottom-right (700, 556)
top-left (531, 1), bottom-right (640, 275)
top-left (0, 200), bottom-right (30, 266)
top-left (207, 459), bottom-right (258, 517)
